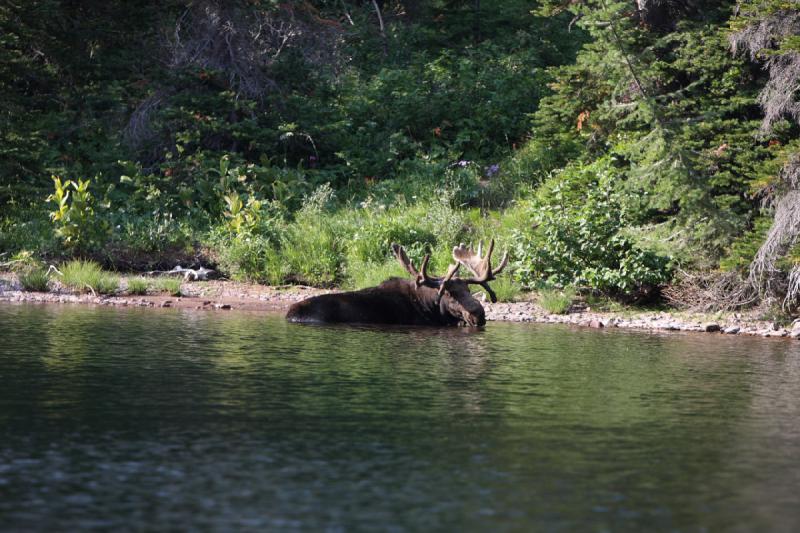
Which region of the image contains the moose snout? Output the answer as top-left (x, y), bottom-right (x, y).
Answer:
top-left (463, 308), bottom-right (486, 327)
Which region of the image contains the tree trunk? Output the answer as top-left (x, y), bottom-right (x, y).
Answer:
top-left (636, 0), bottom-right (672, 29)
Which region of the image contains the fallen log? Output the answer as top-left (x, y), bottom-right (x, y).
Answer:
top-left (145, 266), bottom-right (217, 281)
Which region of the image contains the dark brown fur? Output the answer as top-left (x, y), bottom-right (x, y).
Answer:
top-left (286, 277), bottom-right (486, 326)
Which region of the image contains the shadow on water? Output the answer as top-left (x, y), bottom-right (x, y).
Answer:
top-left (0, 304), bottom-right (799, 531)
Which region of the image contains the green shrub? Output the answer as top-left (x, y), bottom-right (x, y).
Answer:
top-left (0, 216), bottom-right (55, 257)
top-left (47, 177), bottom-right (108, 252)
top-left (346, 209), bottom-right (437, 266)
top-left (282, 218), bottom-right (343, 286)
top-left (511, 158), bottom-right (671, 294)
top-left (59, 260), bottom-right (118, 294)
top-left (720, 216), bottom-right (773, 272)
top-left (126, 277), bottom-right (149, 295)
top-left (212, 233), bottom-right (286, 285)
top-left (537, 287), bottom-right (573, 315)
top-left (19, 268), bottom-right (50, 292)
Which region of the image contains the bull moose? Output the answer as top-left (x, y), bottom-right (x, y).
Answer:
top-left (286, 240), bottom-right (508, 326)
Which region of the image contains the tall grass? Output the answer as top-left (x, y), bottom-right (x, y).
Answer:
top-left (126, 277), bottom-right (149, 295)
top-left (489, 277), bottom-right (522, 303)
top-left (154, 277), bottom-right (182, 296)
top-left (19, 268), bottom-right (50, 292)
top-left (59, 260), bottom-right (119, 294)
top-left (345, 260), bottom-right (406, 290)
top-left (537, 287), bottom-right (573, 315)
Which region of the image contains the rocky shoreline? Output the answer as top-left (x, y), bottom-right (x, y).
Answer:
top-left (484, 301), bottom-right (800, 339)
top-left (2, 275), bottom-right (798, 339)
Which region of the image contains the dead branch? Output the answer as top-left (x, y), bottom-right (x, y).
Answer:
top-left (662, 269), bottom-right (757, 311)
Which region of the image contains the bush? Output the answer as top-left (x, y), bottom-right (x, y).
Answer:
top-left (281, 215), bottom-right (343, 286)
top-left (47, 177), bottom-right (108, 252)
top-left (105, 213), bottom-right (199, 271)
top-left (212, 233), bottom-right (286, 285)
top-left (511, 159), bottom-right (671, 295)
top-left (59, 260), bottom-right (118, 294)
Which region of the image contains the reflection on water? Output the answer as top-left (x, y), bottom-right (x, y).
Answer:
top-left (1, 304), bottom-right (799, 531)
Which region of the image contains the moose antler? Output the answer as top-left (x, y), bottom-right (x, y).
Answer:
top-left (451, 239), bottom-right (509, 303)
top-left (391, 244), bottom-right (460, 296)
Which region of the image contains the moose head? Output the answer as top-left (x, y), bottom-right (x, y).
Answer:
top-left (286, 240), bottom-right (509, 327)
top-left (391, 240), bottom-right (509, 327)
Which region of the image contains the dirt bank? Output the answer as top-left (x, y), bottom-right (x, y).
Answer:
top-left (1, 274), bottom-right (798, 339)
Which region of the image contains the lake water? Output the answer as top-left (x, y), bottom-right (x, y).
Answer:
top-left (1, 304), bottom-right (799, 531)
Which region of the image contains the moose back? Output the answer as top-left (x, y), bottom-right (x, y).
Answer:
top-left (286, 240), bottom-right (508, 327)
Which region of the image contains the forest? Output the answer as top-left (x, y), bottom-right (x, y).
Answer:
top-left (2, 0), bottom-right (800, 312)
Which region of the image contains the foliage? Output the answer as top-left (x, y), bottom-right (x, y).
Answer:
top-left (47, 177), bottom-right (107, 251)
top-left (530, 1), bottom-right (773, 266)
top-left (719, 217), bottom-right (774, 272)
top-left (4, 0), bottom-right (800, 308)
top-left (511, 159), bottom-right (671, 294)
top-left (59, 260), bottom-right (119, 295)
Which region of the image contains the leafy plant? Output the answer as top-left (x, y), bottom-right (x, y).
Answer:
top-left (512, 158), bottom-right (671, 295)
top-left (47, 176), bottom-right (107, 251)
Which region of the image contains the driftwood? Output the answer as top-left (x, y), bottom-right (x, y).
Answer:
top-left (145, 266), bottom-right (217, 281)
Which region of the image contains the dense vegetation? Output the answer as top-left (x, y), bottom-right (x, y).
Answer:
top-left (2, 0), bottom-right (799, 308)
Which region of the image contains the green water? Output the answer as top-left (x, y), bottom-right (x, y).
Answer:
top-left (1, 304), bottom-right (799, 531)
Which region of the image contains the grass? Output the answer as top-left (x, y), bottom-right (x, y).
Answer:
top-left (490, 277), bottom-right (522, 302)
top-left (154, 277), bottom-right (182, 296)
top-left (59, 260), bottom-right (119, 294)
top-left (345, 259), bottom-right (406, 290)
top-left (537, 287), bottom-right (573, 315)
top-left (126, 277), bottom-right (149, 295)
top-left (19, 268), bottom-right (50, 292)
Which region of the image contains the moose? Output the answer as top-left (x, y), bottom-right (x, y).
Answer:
top-left (286, 240), bottom-right (508, 326)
